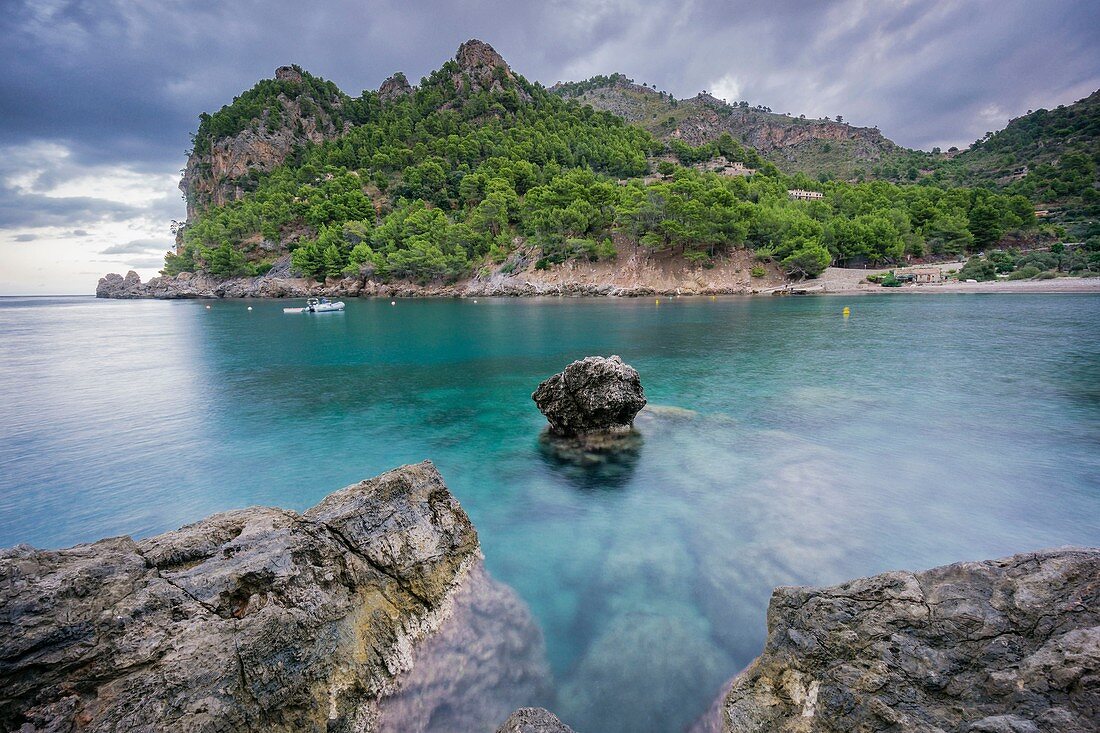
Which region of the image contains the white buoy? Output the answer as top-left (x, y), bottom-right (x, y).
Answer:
top-left (205, 305), bottom-right (211, 309)
top-left (391, 301), bottom-right (396, 306)
top-left (473, 299), bottom-right (478, 303)
top-left (247, 306), bottom-right (252, 310)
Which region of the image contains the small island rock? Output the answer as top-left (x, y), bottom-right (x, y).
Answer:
top-left (532, 355), bottom-right (647, 436)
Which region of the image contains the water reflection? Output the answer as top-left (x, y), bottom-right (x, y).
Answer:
top-left (536, 429), bottom-right (644, 490)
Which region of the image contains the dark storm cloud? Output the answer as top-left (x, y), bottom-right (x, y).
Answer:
top-left (0, 0), bottom-right (1096, 198)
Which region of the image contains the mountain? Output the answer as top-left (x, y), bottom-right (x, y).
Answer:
top-left (156, 39), bottom-right (1080, 293)
top-left (550, 74), bottom-right (903, 180)
top-left (552, 74), bottom-right (1099, 231)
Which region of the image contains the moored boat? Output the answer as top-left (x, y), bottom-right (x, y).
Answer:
top-left (283, 297), bottom-right (346, 313)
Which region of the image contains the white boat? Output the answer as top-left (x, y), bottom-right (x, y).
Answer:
top-left (283, 297), bottom-right (345, 313)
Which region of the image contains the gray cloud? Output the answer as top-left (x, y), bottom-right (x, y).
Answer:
top-left (100, 238), bottom-right (171, 255)
top-left (13, 233), bottom-right (38, 242)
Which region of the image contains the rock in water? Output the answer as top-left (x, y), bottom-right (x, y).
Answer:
top-left (495, 708), bottom-right (576, 733)
top-left (0, 462), bottom-right (489, 732)
top-left (532, 355), bottom-right (647, 436)
top-left (695, 547), bottom-right (1100, 733)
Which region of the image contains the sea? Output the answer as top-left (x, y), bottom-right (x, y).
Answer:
top-left (1, 293), bottom-right (1098, 732)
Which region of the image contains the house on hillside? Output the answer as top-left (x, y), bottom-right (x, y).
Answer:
top-left (788, 189), bottom-right (824, 201)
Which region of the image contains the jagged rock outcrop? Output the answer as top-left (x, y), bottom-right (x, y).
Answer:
top-left (451, 39), bottom-right (531, 101)
top-left (532, 356), bottom-right (647, 436)
top-left (695, 547), bottom-right (1100, 733)
top-left (378, 72), bottom-right (413, 103)
top-left (0, 462), bottom-right (531, 733)
top-left (495, 708), bottom-right (576, 733)
top-left (95, 270), bottom-right (144, 298)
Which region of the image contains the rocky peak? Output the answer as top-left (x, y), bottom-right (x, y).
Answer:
top-left (274, 65), bottom-right (302, 83)
top-left (456, 39), bottom-right (510, 76)
top-left (379, 71), bottom-right (413, 103)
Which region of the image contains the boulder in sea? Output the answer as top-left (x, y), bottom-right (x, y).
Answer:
top-left (532, 355), bottom-right (647, 436)
top-left (0, 461), bottom-right (546, 732)
top-left (693, 547), bottom-right (1100, 733)
top-left (495, 707), bottom-right (576, 733)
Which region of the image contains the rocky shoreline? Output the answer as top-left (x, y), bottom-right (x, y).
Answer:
top-left (2, 461), bottom-right (1096, 732)
top-left (0, 462), bottom-right (549, 732)
top-left (96, 248), bottom-right (784, 299)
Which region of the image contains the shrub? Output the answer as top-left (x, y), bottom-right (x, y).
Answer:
top-left (1035, 270), bottom-right (1058, 280)
top-left (1006, 265), bottom-right (1041, 280)
top-left (750, 266), bottom-right (766, 278)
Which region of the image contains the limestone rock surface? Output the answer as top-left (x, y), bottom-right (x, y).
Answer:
top-left (532, 355), bottom-right (647, 436)
top-left (696, 547), bottom-right (1100, 733)
top-left (0, 462), bottom-right (484, 733)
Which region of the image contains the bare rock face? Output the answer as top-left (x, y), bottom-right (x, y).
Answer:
top-left (378, 72), bottom-right (413, 103)
top-left (697, 547), bottom-right (1100, 733)
top-left (0, 462), bottom-right (487, 733)
top-left (495, 708), bottom-right (576, 733)
top-left (532, 355), bottom-right (647, 436)
top-left (180, 67), bottom-right (346, 219)
top-left (275, 65), bottom-right (303, 83)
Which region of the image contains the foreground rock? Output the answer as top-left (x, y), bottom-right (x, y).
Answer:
top-left (696, 547), bottom-right (1099, 733)
top-left (532, 356), bottom-right (647, 436)
top-left (0, 462), bottom-right (546, 732)
top-left (495, 708), bottom-right (576, 733)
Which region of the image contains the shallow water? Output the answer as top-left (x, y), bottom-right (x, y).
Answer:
top-left (2, 294), bottom-right (1098, 732)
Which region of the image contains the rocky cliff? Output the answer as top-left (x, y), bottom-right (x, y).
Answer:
top-left (180, 66), bottom-right (350, 219)
top-left (693, 547), bottom-right (1099, 733)
top-left (0, 462), bottom-right (549, 733)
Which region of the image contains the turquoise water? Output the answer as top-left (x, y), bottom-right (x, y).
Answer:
top-left (1, 294), bottom-right (1098, 731)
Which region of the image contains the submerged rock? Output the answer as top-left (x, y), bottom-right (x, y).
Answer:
top-left (695, 547), bottom-right (1100, 733)
top-left (0, 462), bottom-right (502, 732)
top-left (376, 563), bottom-right (552, 733)
top-left (495, 707), bottom-right (576, 733)
top-left (532, 355), bottom-right (647, 436)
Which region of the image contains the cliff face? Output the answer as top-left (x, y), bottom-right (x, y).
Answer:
top-left (0, 462), bottom-right (550, 733)
top-left (695, 547), bottom-right (1100, 733)
top-left (180, 67), bottom-right (349, 219)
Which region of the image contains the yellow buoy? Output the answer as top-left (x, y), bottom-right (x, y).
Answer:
top-left (843, 306), bottom-right (851, 318)
top-left (655, 298), bottom-right (660, 305)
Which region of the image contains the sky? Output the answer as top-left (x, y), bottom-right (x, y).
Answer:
top-left (1, 0), bottom-right (1097, 294)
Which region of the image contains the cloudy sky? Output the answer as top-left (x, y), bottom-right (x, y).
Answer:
top-left (2, 0), bottom-right (1097, 294)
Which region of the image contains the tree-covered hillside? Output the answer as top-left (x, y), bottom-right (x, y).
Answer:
top-left (168, 42), bottom-right (1054, 283)
top-left (554, 74), bottom-right (1099, 236)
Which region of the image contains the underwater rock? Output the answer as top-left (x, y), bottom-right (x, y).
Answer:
top-left (558, 608), bottom-right (734, 733)
top-left (537, 428), bottom-right (643, 490)
top-left (0, 462), bottom-right (501, 732)
top-left (695, 547), bottom-right (1100, 733)
top-left (376, 563), bottom-right (552, 733)
top-left (532, 355), bottom-right (647, 436)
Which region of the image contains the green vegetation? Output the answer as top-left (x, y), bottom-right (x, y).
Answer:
top-left (168, 57), bottom-right (1044, 283)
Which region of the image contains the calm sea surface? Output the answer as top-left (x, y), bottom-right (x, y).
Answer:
top-left (2, 294), bottom-right (1098, 731)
